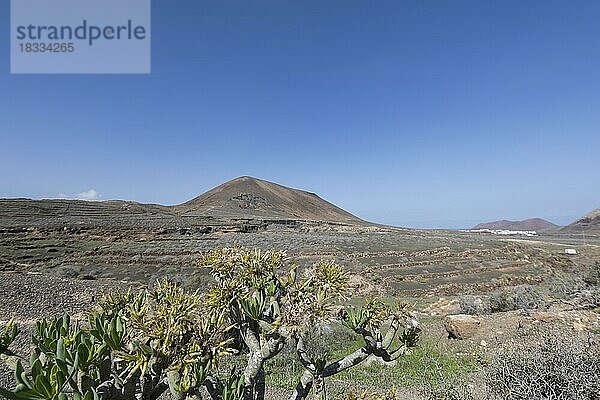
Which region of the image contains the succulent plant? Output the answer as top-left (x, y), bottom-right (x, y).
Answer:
top-left (0, 280), bottom-right (233, 400)
top-left (1, 247), bottom-right (420, 400)
top-left (0, 319), bottom-right (18, 354)
top-left (218, 373), bottom-right (245, 400)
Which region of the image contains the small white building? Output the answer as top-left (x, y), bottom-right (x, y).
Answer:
top-left (564, 248), bottom-right (577, 255)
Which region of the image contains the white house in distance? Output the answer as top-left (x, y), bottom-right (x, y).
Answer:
top-left (464, 229), bottom-right (538, 237)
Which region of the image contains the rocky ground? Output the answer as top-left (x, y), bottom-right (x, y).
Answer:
top-left (0, 272), bottom-right (134, 391)
top-left (1, 222), bottom-right (598, 398)
top-left (1, 267), bottom-right (598, 399)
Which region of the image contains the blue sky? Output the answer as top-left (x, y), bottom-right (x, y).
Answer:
top-left (1, 0), bottom-right (599, 228)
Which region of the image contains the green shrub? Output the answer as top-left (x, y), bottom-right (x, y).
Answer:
top-left (488, 285), bottom-right (542, 313)
top-left (1, 247), bottom-right (421, 400)
top-left (1, 282), bottom-right (231, 400)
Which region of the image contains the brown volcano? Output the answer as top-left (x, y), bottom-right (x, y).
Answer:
top-left (174, 176), bottom-right (364, 223)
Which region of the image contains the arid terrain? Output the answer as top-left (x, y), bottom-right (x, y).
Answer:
top-left (1, 177), bottom-right (599, 399)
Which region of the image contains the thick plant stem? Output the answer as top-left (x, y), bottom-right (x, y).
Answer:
top-left (240, 319), bottom-right (284, 400)
top-left (242, 351), bottom-right (264, 400)
top-left (322, 347), bottom-right (371, 377)
top-left (289, 370), bottom-right (313, 400)
top-left (255, 367), bottom-right (266, 400)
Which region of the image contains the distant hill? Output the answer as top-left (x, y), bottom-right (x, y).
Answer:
top-left (0, 198), bottom-right (177, 229)
top-left (0, 177), bottom-right (366, 229)
top-left (562, 208), bottom-right (600, 233)
top-left (174, 176), bottom-right (364, 223)
top-left (472, 218), bottom-right (559, 231)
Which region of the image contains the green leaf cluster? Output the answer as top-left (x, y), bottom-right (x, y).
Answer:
top-left (0, 319), bottom-right (18, 354)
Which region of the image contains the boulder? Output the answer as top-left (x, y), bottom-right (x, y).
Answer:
top-left (443, 314), bottom-right (481, 339)
top-left (422, 298), bottom-right (460, 316)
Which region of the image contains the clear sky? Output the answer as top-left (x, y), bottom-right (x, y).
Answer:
top-left (1, 1), bottom-right (599, 229)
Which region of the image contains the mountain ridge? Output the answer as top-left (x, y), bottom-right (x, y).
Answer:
top-left (562, 207), bottom-right (600, 233)
top-left (472, 218), bottom-right (559, 231)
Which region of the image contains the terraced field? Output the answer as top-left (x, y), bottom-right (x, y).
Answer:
top-left (2, 221), bottom-right (595, 297)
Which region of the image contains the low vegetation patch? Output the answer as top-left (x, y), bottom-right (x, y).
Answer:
top-left (0, 247), bottom-right (421, 400)
top-left (485, 327), bottom-right (600, 399)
